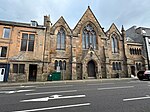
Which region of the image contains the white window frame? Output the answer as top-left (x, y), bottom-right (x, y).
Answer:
top-left (2, 27), bottom-right (11, 38)
top-left (0, 46), bottom-right (7, 57)
top-left (148, 39), bottom-right (150, 44)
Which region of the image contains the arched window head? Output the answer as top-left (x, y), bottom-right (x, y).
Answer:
top-left (119, 62), bottom-right (122, 70)
top-left (139, 63), bottom-right (141, 70)
top-left (82, 24), bottom-right (97, 49)
top-left (137, 49), bottom-right (139, 55)
top-left (131, 48), bottom-right (134, 55)
top-left (111, 34), bottom-right (119, 53)
top-left (112, 62), bottom-right (116, 70)
top-left (57, 28), bottom-right (66, 50)
top-left (133, 48), bottom-right (136, 55)
top-left (136, 63), bottom-right (139, 70)
top-left (59, 60), bottom-right (62, 70)
top-left (139, 49), bottom-right (141, 55)
top-left (135, 48), bottom-right (138, 55)
top-left (130, 48), bottom-right (132, 55)
top-left (116, 62), bottom-right (119, 70)
top-left (54, 60), bottom-right (58, 70)
top-left (63, 60), bottom-right (66, 70)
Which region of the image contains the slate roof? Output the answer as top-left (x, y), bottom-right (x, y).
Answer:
top-left (0, 20), bottom-right (45, 29)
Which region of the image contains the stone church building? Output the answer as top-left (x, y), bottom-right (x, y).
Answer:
top-left (43, 6), bottom-right (132, 80)
top-left (0, 6), bottom-right (145, 82)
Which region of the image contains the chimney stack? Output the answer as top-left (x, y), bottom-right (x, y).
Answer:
top-left (44, 15), bottom-right (51, 29)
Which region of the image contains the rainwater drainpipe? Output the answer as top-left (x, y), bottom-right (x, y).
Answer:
top-left (6, 25), bottom-right (14, 82)
top-left (70, 31), bottom-right (73, 80)
top-left (42, 27), bottom-right (47, 73)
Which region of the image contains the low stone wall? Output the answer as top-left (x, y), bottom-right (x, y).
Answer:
top-left (8, 73), bottom-right (27, 82)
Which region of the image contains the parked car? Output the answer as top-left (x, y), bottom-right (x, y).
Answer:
top-left (137, 70), bottom-right (150, 80)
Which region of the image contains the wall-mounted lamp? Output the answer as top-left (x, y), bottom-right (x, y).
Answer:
top-left (90, 51), bottom-right (93, 57)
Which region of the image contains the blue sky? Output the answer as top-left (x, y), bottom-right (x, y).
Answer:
top-left (0, 0), bottom-right (150, 31)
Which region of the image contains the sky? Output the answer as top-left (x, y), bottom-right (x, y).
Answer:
top-left (0, 0), bottom-right (150, 31)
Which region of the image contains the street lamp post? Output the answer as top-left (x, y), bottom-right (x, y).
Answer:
top-left (62, 62), bottom-right (64, 80)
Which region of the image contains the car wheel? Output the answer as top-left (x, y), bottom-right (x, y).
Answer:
top-left (148, 76), bottom-right (150, 80)
top-left (138, 76), bottom-right (143, 80)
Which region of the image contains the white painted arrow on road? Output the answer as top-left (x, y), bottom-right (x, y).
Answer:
top-left (50, 94), bottom-right (62, 98)
top-left (20, 94), bottom-right (86, 102)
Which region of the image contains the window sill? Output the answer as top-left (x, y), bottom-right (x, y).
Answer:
top-left (20, 51), bottom-right (34, 52)
top-left (12, 73), bottom-right (25, 75)
top-left (0, 57), bottom-right (7, 59)
top-left (1, 37), bottom-right (10, 39)
top-left (56, 49), bottom-right (66, 52)
top-left (112, 52), bottom-right (119, 54)
top-left (56, 49), bottom-right (66, 50)
top-left (82, 48), bottom-right (98, 50)
top-left (112, 70), bottom-right (122, 71)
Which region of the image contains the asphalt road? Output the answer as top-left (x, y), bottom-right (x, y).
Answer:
top-left (0, 79), bottom-right (150, 112)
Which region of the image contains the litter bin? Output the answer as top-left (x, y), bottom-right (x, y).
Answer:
top-left (47, 72), bottom-right (61, 81)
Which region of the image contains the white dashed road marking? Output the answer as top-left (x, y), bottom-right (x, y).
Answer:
top-left (97, 86), bottom-right (134, 90)
top-left (26, 90), bottom-right (77, 96)
top-left (13, 103), bottom-right (91, 112)
top-left (123, 95), bottom-right (150, 101)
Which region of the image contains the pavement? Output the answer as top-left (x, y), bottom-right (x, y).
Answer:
top-left (0, 77), bottom-right (138, 87)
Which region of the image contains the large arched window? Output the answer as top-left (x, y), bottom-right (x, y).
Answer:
top-left (111, 34), bottom-right (118, 53)
top-left (82, 24), bottom-right (97, 49)
top-left (57, 28), bottom-right (66, 50)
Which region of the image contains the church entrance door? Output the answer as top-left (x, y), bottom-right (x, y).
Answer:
top-left (87, 60), bottom-right (96, 78)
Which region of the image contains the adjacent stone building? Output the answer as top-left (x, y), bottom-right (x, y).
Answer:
top-left (125, 37), bottom-right (144, 76)
top-left (0, 20), bottom-right (46, 82)
top-left (0, 7), bottom-right (146, 82)
top-left (126, 26), bottom-right (150, 75)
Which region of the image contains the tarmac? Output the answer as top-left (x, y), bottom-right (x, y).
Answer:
top-left (0, 78), bottom-right (138, 87)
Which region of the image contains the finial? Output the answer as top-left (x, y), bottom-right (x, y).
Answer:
top-left (121, 25), bottom-right (125, 32)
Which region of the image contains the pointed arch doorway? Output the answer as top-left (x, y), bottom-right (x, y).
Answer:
top-left (87, 60), bottom-right (96, 78)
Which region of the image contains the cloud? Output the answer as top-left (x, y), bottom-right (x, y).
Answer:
top-left (0, 0), bottom-right (150, 30)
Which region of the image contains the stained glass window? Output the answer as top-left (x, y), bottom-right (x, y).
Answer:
top-left (57, 28), bottom-right (66, 50)
top-left (82, 24), bottom-right (97, 49)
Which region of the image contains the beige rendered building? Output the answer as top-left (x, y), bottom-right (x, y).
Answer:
top-left (0, 20), bottom-right (46, 82)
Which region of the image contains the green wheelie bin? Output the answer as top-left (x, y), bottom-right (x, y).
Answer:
top-left (47, 72), bottom-right (61, 81)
